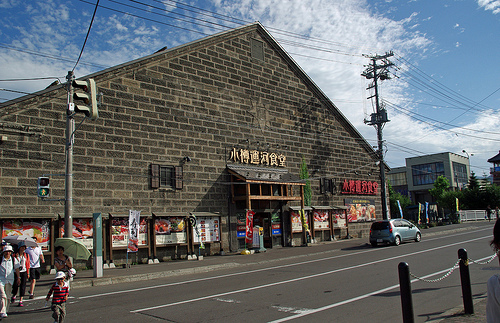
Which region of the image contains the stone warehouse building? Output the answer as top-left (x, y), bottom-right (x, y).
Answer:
top-left (0, 23), bottom-right (384, 266)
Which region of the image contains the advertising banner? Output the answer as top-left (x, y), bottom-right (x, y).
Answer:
top-left (60, 219), bottom-right (94, 249)
top-left (291, 210), bottom-right (308, 233)
top-left (271, 212), bottom-right (282, 235)
top-left (245, 210), bottom-right (255, 244)
top-left (236, 213), bottom-right (246, 238)
top-left (332, 210), bottom-right (346, 228)
top-left (193, 217), bottom-right (220, 244)
top-left (128, 210), bottom-right (141, 253)
top-left (111, 217), bottom-right (147, 248)
top-left (2, 220), bottom-right (50, 251)
top-left (345, 198), bottom-right (376, 222)
top-left (155, 217), bottom-right (186, 245)
top-left (312, 210), bottom-right (330, 229)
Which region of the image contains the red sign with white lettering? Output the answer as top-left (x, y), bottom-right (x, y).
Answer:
top-left (341, 179), bottom-right (378, 195)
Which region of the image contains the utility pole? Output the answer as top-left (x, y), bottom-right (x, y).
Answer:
top-left (65, 71), bottom-right (75, 238)
top-left (362, 51), bottom-right (394, 220)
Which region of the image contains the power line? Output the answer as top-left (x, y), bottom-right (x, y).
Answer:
top-left (72, 0), bottom-right (100, 72)
top-left (384, 100), bottom-right (500, 135)
top-left (0, 43), bottom-right (108, 69)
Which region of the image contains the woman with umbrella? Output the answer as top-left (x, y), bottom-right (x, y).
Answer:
top-left (54, 246), bottom-right (73, 289)
top-left (11, 241), bottom-right (30, 307)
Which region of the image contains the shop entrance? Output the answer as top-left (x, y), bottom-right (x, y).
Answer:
top-left (253, 213), bottom-right (272, 248)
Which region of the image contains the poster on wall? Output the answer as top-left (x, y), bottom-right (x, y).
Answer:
top-left (291, 210), bottom-right (309, 233)
top-left (193, 217), bottom-right (220, 243)
top-left (332, 210), bottom-right (347, 228)
top-left (312, 210), bottom-right (330, 229)
top-left (345, 198), bottom-right (376, 222)
top-left (236, 213), bottom-right (246, 238)
top-left (112, 217), bottom-right (147, 248)
top-left (155, 217), bottom-right (187, 245)
top-left (2, 220), bottom-right (50, 251)
top-left (60, 219), bottom-right (94, 249)
top-left (271, 212), bottom-right (282, 235)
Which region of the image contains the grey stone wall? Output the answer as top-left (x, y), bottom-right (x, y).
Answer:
top-left (0, 24), bottom-right (380, 254)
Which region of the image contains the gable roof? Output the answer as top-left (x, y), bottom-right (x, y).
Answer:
top-left (488, 150), bottom-right (500, 163)
top-left (1, 22), bottom-right (378, 161)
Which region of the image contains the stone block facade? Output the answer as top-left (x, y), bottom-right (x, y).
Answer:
top-left (0, 23), bottom-right (381, 262)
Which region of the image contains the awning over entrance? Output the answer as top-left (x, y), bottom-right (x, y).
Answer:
top-left (227, 164), bottom-right (304, 185)
top-left (227, 164), bottom-right (305, 208)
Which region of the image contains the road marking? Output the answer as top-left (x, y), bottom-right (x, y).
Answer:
top-left (130, 235), bottom-right (488, 313)
top-left (269, 253), bottom-right (495, 322)
top-left (79, 227), bottom-right (491, 301)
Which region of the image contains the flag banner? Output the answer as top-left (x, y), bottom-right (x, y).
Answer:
top-left (418, 203), bottom-right (421, 224)
top-left (425, 202), bottom-right (429, 223)
top-left (245, 210), bottom-right (255, 245)
top-left (456, 198), bottom-right (459, 212)
top-left (128, 210), bottom-right (141, 253)
top-left (397, 200), bottom-right (403, 218)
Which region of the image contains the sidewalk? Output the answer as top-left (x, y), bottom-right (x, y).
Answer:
top-left (28, 226), bottom-right (491, 322)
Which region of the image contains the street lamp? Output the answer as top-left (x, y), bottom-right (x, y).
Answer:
top-left (462, 149), bottom-right (474, 159)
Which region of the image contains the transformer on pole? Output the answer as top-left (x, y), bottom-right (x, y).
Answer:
top-left (362, 51), bottom-right (394, 220)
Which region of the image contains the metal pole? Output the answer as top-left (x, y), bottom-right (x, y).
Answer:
top-left (373, 58), bottom-right (388, 220)
top-left (64, 71), bottom-right (74, 238)
top-left (458, 248), bottom-right (474, 314)
top-left (398, 262), bottom-right (415, 323)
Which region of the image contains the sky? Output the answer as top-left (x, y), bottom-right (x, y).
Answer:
top-left (0, 0), bottom-right (499, 178)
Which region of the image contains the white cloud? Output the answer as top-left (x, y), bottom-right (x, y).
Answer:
top-left (477, 0), bottom-right (500, 14)
top-left (1, 0), bottom-right (497, 175)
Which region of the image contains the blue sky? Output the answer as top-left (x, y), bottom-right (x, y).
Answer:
top-left (0, 0), bottom-right (499, 177)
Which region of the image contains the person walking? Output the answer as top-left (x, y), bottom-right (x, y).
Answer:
top-left (54, 246), bottom-right (73, 289)
top-left (496, 206), bottom-right (500, 220)
top-left (46, 271), bottom-right (69, 323)
top-left (0, 245), bottom-right (20, 319)
top-left (25, 237), bottom-right (44, 299)
top-left (10, 241), bottom-right (30, 307)
top-left (487, 205), bottom-right (493, 222)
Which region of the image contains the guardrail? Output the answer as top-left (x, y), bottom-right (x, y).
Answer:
top-left (458, 210), bottom-right (487, 222)
top-left (398, 249), bottom-right (497, 322)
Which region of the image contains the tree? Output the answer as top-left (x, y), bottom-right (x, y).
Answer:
top-left (300, 157), bottom-right (311, 206)
top-left (429, 175), bottom-right (450, 200)
top-left (388, 182), bottom-right (411, 218)
top-left (467, 171), bottom-right (480, 190)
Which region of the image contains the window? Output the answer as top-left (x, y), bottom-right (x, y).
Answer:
top-left (411, 162), bottom-right (444, 186)
top-left (250, 38), bottom-right (264, 61)
top-left (320, 178), bottom-right (335, 194)
top-left (453, 162), bottom-right (467, 188)
top-left (150, 164), bottom-right (183, 190)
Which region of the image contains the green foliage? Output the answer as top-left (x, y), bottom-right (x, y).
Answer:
top-left (467, 171), bottom-right (480, 190)
top-left (388, 182), bottom-right (411, 218)
top-left (300, 157), bottom-right (311, 206)
top-left (429, 175), bottom-right (450, 199)
top-left (461, 174), bottom-right (500, 210)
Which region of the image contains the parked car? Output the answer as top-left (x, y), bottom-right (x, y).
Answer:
top-left (369, 219), bottom-right (421, 247)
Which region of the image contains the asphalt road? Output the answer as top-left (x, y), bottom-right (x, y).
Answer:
top-left (10, 221), bottom-right (498, 322)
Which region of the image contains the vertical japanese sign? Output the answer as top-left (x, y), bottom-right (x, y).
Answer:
top-left (128, 210), bottom-right (141, 253)
top-left (245, 210), bottom-right (255, 245)
top-left (397, 200), bottom-right (403, 218)
top-left (425, 202), bottom-right (429, 223)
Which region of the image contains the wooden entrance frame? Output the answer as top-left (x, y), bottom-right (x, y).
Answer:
top-left (227, 165), bottom-right (306, 246)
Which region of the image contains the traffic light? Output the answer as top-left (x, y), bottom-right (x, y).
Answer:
top-left (72, 78), bottom-right (98, 120)
top-left (37, 177), bottom-right (50, 198)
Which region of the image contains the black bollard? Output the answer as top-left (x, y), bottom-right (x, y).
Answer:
top-left (398, 262), bottom-right (415, 323)
top-left (458, 248), bottom-right (474, 315)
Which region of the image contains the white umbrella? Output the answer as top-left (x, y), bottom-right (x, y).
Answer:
top-left (54, 238), bottom-right (91, 260)
top-left (2, 235), bottom-right (38, 248)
